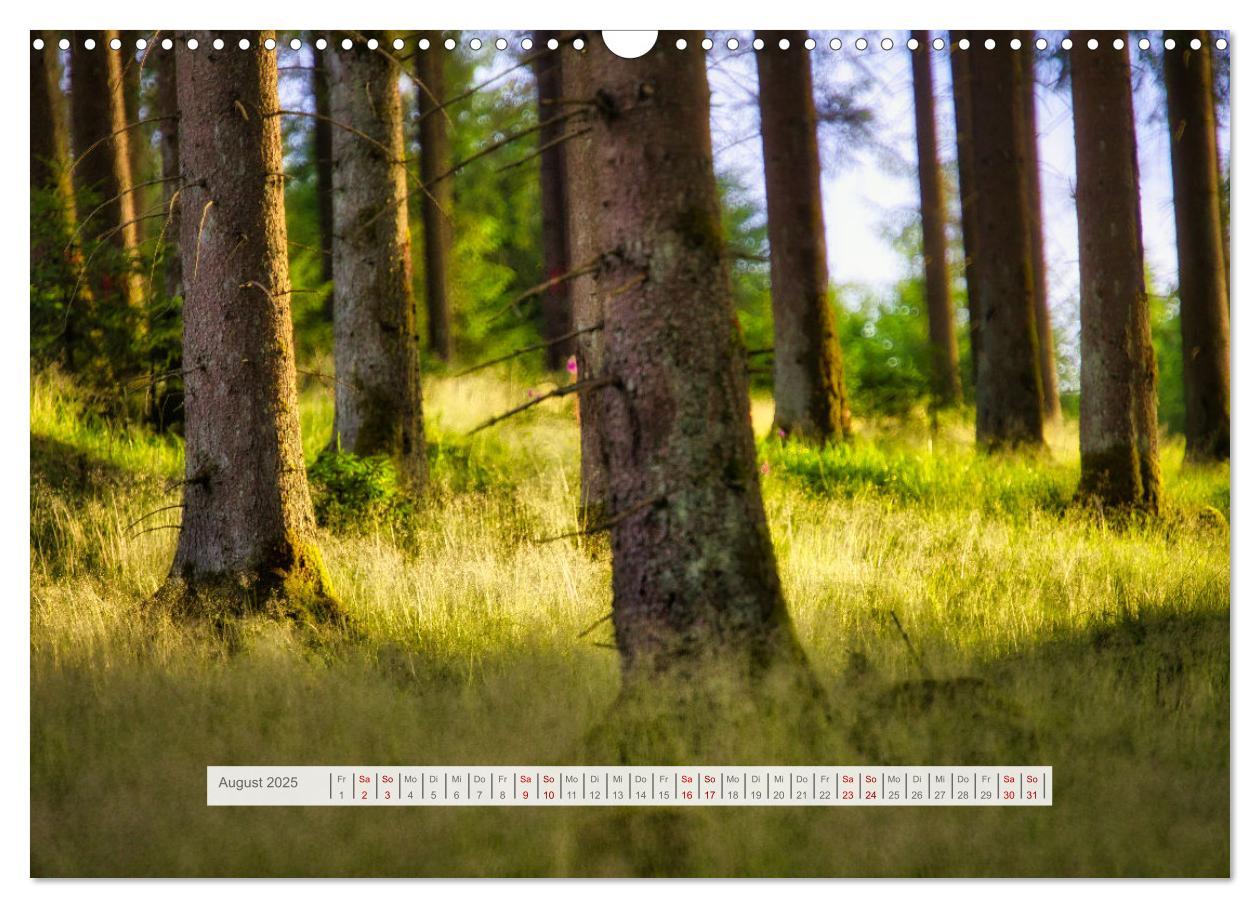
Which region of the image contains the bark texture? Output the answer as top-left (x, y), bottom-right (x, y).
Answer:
top-left (559, 35), bottom-right (608, 518)
top-left (1165, 31), bottom-right (1230, 462)
top-left (755, 30), bottom-right (851, 441)
top-left (328, 39), bottom-right (427, 491)
top-left (967, 34), bottom-right (1045, 449)
top-left (910, 31), bottom-right (962, 409)
top-left (415, 36), bottom-right (454, 361)
top-left (534, 32), bottom-right (574, 370)
top-left (1071, 33), bottom-right (1162, 511)
top-left (582, 33), bottom-right (815, 694)
top-left (949, 32), bottom-right (983, 387)
top-left (311, 47), bottom-right (335, 305)
top-left (1019, 35), bottom-right (1061, 422)
top-left (155, 45), bottom-right (182, 300)
top-left (70, 30), bottom-right (142, 310)
top-left (168, 32), bottom-right (334, 613)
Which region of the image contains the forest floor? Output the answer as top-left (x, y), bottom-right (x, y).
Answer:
top-left (30, 366), bottom-right (1230, 876)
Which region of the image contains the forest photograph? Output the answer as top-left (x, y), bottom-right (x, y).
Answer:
top-left (26, 27), bottom-right (1230, 877)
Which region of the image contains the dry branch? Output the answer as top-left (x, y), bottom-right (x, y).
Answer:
top-left (452, 322), bottom-right (604, 378)
top-left (469, 376), bottom-right (613, 435)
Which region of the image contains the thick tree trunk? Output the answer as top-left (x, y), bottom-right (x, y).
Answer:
top-left (1071, 33), bottom-right (1162, 511)
top-left (967, 34), bottom-right (1045, 450)
top-left (582, 33), bottom-right (815, 697)
top-left (155, 45), bottom-right (182, 300)
top-left (755, 30), bottom-right (851, 441)
top-left (534, 32), bottom-right (574, 370)
top-left (1019, 36), bottom-right (1061, 422)
top-left (948, 32), bottom-right (983, 388)
top-left (166, 31), bottom-right (335, 616)
top-left (70, 31), bottom-right (143, 311)
top-left (910, 31), bottom-right (962, 409)
top-left (328, 38), bottom-right (428, 491)
top-left (558, 35), bottom-right (609, 519)
top-left (415, 36), bottom-right (454, 361)
top-left (311, 46), bottom-right (335, 313)
top-left (1165, 31), bottom-right (1230, 462)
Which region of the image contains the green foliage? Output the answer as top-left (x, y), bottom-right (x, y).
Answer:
top-left (835, 284), bottom-right (935, 417)
top-left (307, 449), bottom-right (413, 530)
top-left (1150, 287), bottom-right (1186, 436)
top-left (719, 173), bottom-right (773, 382)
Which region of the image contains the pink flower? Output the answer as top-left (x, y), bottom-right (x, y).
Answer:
top-left (526, 389), bottom-right (537, 400)
top-left (759, 462), bottom-right (771, 476)
top-left (565, 355), bottom-right (578, 376)
top-left (777, 427), bottom-right (787, 440)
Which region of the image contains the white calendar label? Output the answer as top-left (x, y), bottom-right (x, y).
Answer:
top-left (208, 766), bottom-right (1052, 806)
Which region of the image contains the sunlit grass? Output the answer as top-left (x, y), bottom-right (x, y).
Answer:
top-left (30, 369), bottom-right (1229, 876)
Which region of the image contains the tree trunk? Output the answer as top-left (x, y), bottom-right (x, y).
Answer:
top-left (534, 32), bottom-right (574, 371)
top-left (1071, 32), bottom-right (1162, 511)
top-left (910, 31), bottom-right (962, 409)
top-left (166, 31), bottom-right (336, 617)
top-left (120, 32), bottom-right (147, 230)
top-left (70, 30), bottom-right (143, 311)
top-left (967, 34), bottom-right (1045, 450)
top-left (1019, 34), bottom-right (1061, 422)
top-left (559, 34), bottom-right (609, 520)
top-left (582, 32), bottom-right (816, 698)
top-left (31, 32), bottom-right (85, 370)
top-left (414, 36), bottom-right (454, 361)
top-left (1165, 31), bottom-right (1230, 462)
top-left (155, 45), bottom-right (182, 301)
top-left (311, 44), bottom-right (335, 315)
top-left (754, 30), bottom-right (851, 441)
top-left (949, 32), bottom-right (983, 389)
top-left (328, 38), bottom-right (428, 491)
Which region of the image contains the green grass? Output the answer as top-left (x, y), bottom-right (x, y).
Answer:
top-left (30, 369), bottom-right (1230, 876)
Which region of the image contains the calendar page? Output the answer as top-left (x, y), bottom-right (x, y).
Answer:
top-left (26, 19), bottom-right (1230, 881)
